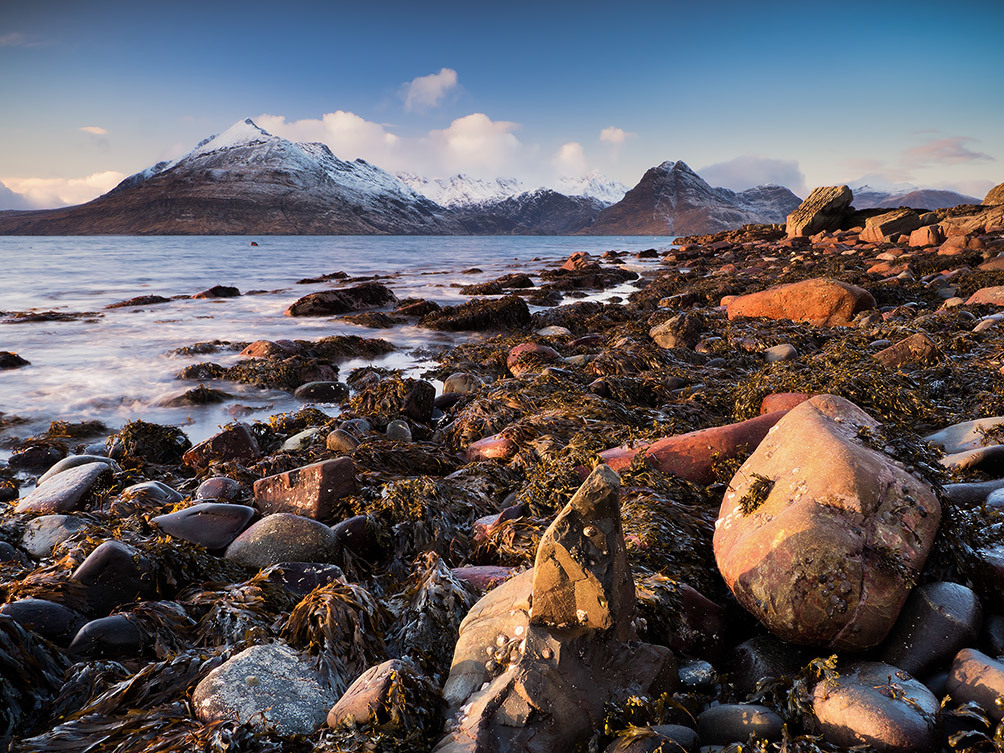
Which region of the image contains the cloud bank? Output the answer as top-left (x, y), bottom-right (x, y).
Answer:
top-left (699, 155), bottom-right (807, 195)
top-left (0, 171), bottom-right (126, 208)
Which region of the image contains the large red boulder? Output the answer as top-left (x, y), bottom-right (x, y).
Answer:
top-left (714, 395), bottom-right (941, 651)
top-left (726, 278), bottom-right (875, 326)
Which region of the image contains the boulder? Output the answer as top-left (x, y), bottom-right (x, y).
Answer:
top-left (714, 395), bottom-right (941, 650)
top-left (68, 615), bottom-right (144, 659)
top-left (649, 312), bottom-right (702, 350)
top-left (182, 423), bottom-right (261, 472)
top-left (15, 462), bottom-right (112, 514)
top-left (192, 284), bottom-right (240, 299)
top-left (435, 466), bottom-right (677, 753)
top-left (0, 351), bottom-right (30, 369)
top-left (443, 373), bottom-right (483, 395)
top-left (786, 185), bottom-right (853, 238)
top-left (252, 458), bottom-right (357, 521)
top-left (729, 635), bottom-right (812, 697)
top-left (225, 513), bottom-right (342, 569)
top-left (193, 642), bottom-right (337, 734)
top-left (195, 476), bottom-right (247, 502)
top-left (151, 503), bottom-right (255, 549)
top-left (874, 333), bottom-right (940, 369)
top-left (726, 278), bottom-right (875, 326)
top-left (284, 282), bottom-right (398, 317)
top-left (811, 661), bottom-right (940, 752)
top-left (860, 210), bottom-right (922, 244)
top-left (293, 381), bottom-right (349, 402)
top-left (985, 182), bottom-right (1004, 206)
top-left (880, 582), bottom-right (982, 678)
top-left (326, 658), bottom-right (440, 730)
top-left (72, 540), bottom-right (153, 616)
top-left (909, 225), bottom-right (943, 247)
top-left (419, 295), bottom-right (531, 332)
top-left (0, 599), bottom-right (87, 646)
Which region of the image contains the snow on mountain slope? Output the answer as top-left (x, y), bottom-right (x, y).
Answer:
top-left (397, 173), bottom-right (525, 207)
top-left (554, 172), bottom-right (629, 205)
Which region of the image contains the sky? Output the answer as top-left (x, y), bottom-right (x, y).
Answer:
top-left (1, 0), bottom-right (1002, 209)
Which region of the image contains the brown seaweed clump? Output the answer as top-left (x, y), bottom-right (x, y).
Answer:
top-left (106, 420), bottom-right (192, 466)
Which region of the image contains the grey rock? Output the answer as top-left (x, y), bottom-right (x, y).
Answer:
top-left (649, 312), bottom-right (703, 350)
top-left (68, 615), bottom-right (143, 658)
top-left (385, 419), bottom-right (412, 442)
top-left (15, 462), bottom-right (112, 514)
top-left (293, 381), bottom-right (349, 402)
top-left (0, 599), bottom-right (87, 645)
top-left (36, 455), bottom-right (119, 486)
top-left (442, 373), bottom-right (482, 395)
top-left (21, 514), bottom-right (88, 558)
top-left (193, 642), bottom-right (337, 734)
top-left (763, 343), bottom-right (797, 362)
top-left (225, 513), bottom-right (342, 569)
top-left (326, 429), bottom-right (360, 453)
top-left (924, 417), bottom-right (1004, 454)
top-left (118, 480), bottom-right (183, 505)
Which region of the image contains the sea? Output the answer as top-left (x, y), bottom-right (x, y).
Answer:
top-left (0, 235), bottom-right (675, 456)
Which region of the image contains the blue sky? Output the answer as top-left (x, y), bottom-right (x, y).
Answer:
top-left (1, 0), bottom-right (1002, 208)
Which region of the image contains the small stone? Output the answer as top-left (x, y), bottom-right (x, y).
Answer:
top-left (68, 614), bottom-right (143, 658)
top-left (21, 514), bottom-right (88, 558)
top-left (696, 704), bottom-right (783, 745)
top-left (763, 343), bottom-right (797, 362)
top-left (0, 351), bottom-right (30, 369)
top-left (72, 540), bottom-right (153, 616)
top-left (385, 419), bottom-right (412, 442)
top-left (195, 476), bottom-right (247, 502)
top-left (729, 635), bottom-right (812, 697)
top-left (507, 342), bottom-right (561, 377)
top-left (331, 515), bottom-right (381, 562)
top-left (294, 381), bottom-right (349, 402)
top-left (947, 649), bottom-right (1004, 721)
top-left (118, 480), bottom-right (183, 505)
top-left (182, 423), bottom-right (261, 472)
top-left (924, 417), bottom-right (1004, 454)
top-left (225, 513), bottom-right (342, 569)
top-left (267, 562), bottom-right (345, 596)
top-left (326, 429), bottom-right (360, 453)
top-left (192, 284), bottom-right (240, 299)
top-left (649, 312), bottom-right (703, 350)
top-left (443, 373), bottom-right (483, 394)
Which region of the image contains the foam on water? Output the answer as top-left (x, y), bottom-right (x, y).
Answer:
top-left (0, 235), bottom-right (674, 453)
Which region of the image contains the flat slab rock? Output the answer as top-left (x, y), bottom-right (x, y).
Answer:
top-left (193, 642), bottom-right (337, 735)
top-left (714, 394), bottom-right (941, 650)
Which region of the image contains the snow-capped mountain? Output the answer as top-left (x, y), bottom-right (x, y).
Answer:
top-left (845, 177), bottom-right (979, 210)
top-left (453, 188), bottom-right (607, 235)
top-left (554, 172), bottom-right (629, 205)
top-left (0, 119), bottom-right (457, 235)
top-left (397, 173), bottom-right (525, 207)
top-left (588, 160), bottom-right (802, 236)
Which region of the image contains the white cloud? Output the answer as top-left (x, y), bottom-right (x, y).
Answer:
top-left (699, 155), bottom-right (807, 195)
top-left (600, 126), bottom-right (629, 145)
top-left (424, 113), bottom-right (520, 174)
top-left (0, 181), bottom-right (34, 210)
top-left (401, 68), bottom-right (459, 113)
top-left (79, 126), bottom-right (108, 135)
top-left (256, 111), bottom-right (400, 165)
top-left (552, 142), bottom-right (588, 177)
top-left (0, 171), bottom-right (126, 208)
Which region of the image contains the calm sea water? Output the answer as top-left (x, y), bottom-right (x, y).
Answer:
top-left (0, 235), bottom-right (674, 454)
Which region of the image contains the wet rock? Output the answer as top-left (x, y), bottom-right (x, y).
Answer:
top-left (420, 294), bottom-right (531, 332)
top-left (159, 385), bottom-right (232, 407)
top-left (193, 642), bottom-right (338, 734)
top-left (267, 562), bottom-right (345, 596)
top-left (947, 649), bottom-right (1004, 721)
top-left (15, 462), bottom-right (112, 514)
top-left (811, 661), bottom-right (940, 752)
top-left (281, 427), bottom-right (322, 451)
top-left (466, 434), bottom-right (517, 462)
top-left (924, 416), bottom-right (1004, 454)
top-left (151, 502), bottom-right (255, 549)
top-left (0, 599), bottom-right (87, 645)
top-left (763, 343), bottom-right (798, 362)
top-left (68, 614), bottom-right (143, 658)
top-left (726, 278), bottom-right (875, 326)
top-left (443, 373), bottom-right (483, 395)
top-left (403, 379), bottom-right (437, 422)
top-left (326, 429), bottom-right (360, 454)
top-left (0, 351), bottom-right (30, 369)
top-left (21, 514), bottom-right (88, 557)
top-left (759, 391), bottom-right (813, 414)
top-left (730, 634), bottom-right (812, 697)
top-left (240, 339), bottom-right (299, 358)
top-left (604, 730), bottom-right (689, 753)
top-left (451, 565), bottom-right (517, 591)
top-left (253, 458), bottom-right (357, 521)
top-left (678, 658), bottom-right (716, 692)
top-left (664, 584), bottom-right (727, 662)
top-left (966, 286), bottom-right (1004, 306)
top-left (0, 541), bottom-right (28, 563)
top-left (385, 419), bottom-right (412, 442)
top-left (331, 514), bottom-right (381, 562)
top-left (941, 444), bottom-right (1004, 474)
top-left (786, 185), bottom-right (853, 238)
top-left (714, 395), bottom-right (941, 650)
top-left (874, 332), bottom-right (940, 369)
top-left (649, 312), bottom-right (702, 350)
top-left (326, 658), bottom-right (441, 730)
top-left (192, 284), bottom-right (240, 298)
top-left (599, 410), bottom-right (787, 484)
top-left (195, 475), bottom-right (247, 502)
top-left (860, 209), bottom-right (922, 243)
top-left (285, 282), bottom-right (398, 317)
top-left (118, 480), bottom-right (183, 506)
top-left (880, 581), bottom-right (982, 678)
top-left (696, 704), bottom-right (783, 745)
top-left (8, 443), bottom-right (65, 472)
top-left (72, 540), bottom-right (153, 616)
top-left (531, 464), bottom-right (633, 637)
top-left (225, 513), bottom-right (342, 569)
top-left (507, 342), bottom-right (561, 377)
top-left (105, 294), bottom-right (170, 309)
top-left (182, 422), bottom-right (261, 472)
top-left (294, 381), bottom-right (349, 402)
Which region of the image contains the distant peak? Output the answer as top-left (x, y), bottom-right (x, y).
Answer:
top-left (657, 160), bottom-right (693, 172)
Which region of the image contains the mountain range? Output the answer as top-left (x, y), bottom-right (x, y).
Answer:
top-left (0, 118), bottom-right (982, 236)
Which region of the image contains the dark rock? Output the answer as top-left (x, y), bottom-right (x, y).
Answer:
top-left (947, 649), bottom-right (1004, 721)
top-left (118, 480), bottom-right (183, 506)
top-left (158, 385), bottom-right (231, 407)
top-left (496, 273), bottom-right (534, 289)
top-left (729, 634), bottom-right (812, 697)
top-left (696, 704), bottom-right (783, 745)
top-left (880, 582), bottom-right (982, 678)
top-left (105, 294), bottom-right (170, 309)
top-left (294, 381), bottom-right (349, 402)
top-left (195, 476), bottom-right (247, 502)
top-left (105, 419), bottom-right (191, 464)
top-left (15, 462), bottom-right (112, 514)
top-left (193, 642), bottom-right (337, 734)
top-left (331, 515), bottom-right (381, 562)
top-left (151, 503), bottom-right (255, 550)
top-left (267, 562), bottom-right (345, 596)
top-left (21, 514), bottom-right (88, 557)
top-left (874, 333), bottom-right (940, 370)
top-left (8, 443), bottom-right (66, 472)
top-left (326, 429), bottom-right (360, 453)
top-left (603, 731), bottom-right (689, 753)
top-left (68, 614), bottom-right (143, 658)
top-left (435, 392), bottom-right (462, 411)
top-left (811, 661), bottom-right (940, 752)
top-left (395, 298), bottom-right (441, 317)
top-left (442, 373), bottom-right (482, 394)
top-left (714, 395), bottom-right (941, 650)
top-left (192, 284), bottom-right (240, 298)
top-left (225, 513), bottom-right (342, 569)
top-left (419, 294), bottom-right (531, 331)
top-left (36, 455), bottom-right (119, 485)
top-left (253, 458), bottom-right (357, 521)
top-left (182, 422), bottom-right (261, 472)
top-left (284, 283), bottom-right (398, 317)
top-left (72, 540), bottom-right (153, 616)
top-left (649, 312), bottom-right (702, 349)
top-left (0, 351), bottom-right (30, 369)
top-left (0, 599), bottom-right (87, 645)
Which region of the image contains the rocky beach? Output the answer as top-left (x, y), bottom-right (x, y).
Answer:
top-left (3, 181), bottom-right (1004, 753)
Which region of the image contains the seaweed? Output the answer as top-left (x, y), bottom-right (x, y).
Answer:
top-left (106, 420), bottom-right (192, 466)
top-left (0, 616), bottom-right (70, 743)
top-left (738, 473), bottom-right (775, 516)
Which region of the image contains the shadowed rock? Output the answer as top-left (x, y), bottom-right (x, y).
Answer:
top-left (786, 185), bottom-right (852, 238)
